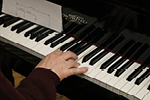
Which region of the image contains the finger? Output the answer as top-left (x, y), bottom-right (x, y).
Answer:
top-left (39, 50), bottom-right (63, 67)
top-left (46, 50), bottom-right (63, 59)
top-left (69, 67), bottom-right (88, 76)
top-left (52, 50), bottom-right (63, 55)
top-left (61, 51), bottom-right (78, 61)
top-left (67, 60), bottom-right (80, 68)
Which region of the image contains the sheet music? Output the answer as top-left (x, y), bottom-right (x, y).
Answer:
top-left (2, 0), bottom-right (62, 32)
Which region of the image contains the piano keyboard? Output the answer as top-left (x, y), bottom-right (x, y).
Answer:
top-left (0, 12), bottom-right (150, 100)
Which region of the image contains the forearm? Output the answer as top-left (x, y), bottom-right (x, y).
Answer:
top-left (0, 68), bottom-right (60, 100)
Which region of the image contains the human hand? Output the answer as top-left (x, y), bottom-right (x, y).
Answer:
top-left (35, 50), bottom-right (88, 81)
top-left (103, 5), bottom-right (138, 33)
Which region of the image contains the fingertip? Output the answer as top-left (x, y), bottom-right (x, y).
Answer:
top-left (83, 67), bottom-right (89, 72)
top-left (79, 67), bottom-right (89, 73)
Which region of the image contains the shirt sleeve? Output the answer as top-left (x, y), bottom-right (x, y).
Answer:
top-left (0, 68), bottom-right (60, 100)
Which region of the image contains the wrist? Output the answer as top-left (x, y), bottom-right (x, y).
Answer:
top-left (28, 68), bottom-right (60, 86)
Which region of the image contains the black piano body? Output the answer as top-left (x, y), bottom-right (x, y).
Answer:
top-left (0, 0), bottom-right (150, 100)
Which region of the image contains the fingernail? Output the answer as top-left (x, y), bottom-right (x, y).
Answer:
top-left (85, 67), bottom-right (88, 71)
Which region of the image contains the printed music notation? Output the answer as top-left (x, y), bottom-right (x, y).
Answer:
top-left (2, 0), bottom-right (62, 32)
top-left (16, 3), bottom-right (50, 27)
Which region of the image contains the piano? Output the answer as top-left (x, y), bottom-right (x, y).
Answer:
top-left (0, 0), bottom-right (150, 100)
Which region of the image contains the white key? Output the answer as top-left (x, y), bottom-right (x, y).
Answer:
top-left (86, 52), bottom-right (114, 83)
top-left (38, 36), bottom-right (75, 56)
top-left (77, 47), bottom-right (97, 64)
top-left (78, 45), bottom-right (96, 59)
top-left (0, 20), bottom-right (24, 41)
top-left (0, 19), bottom-right (23, 32)
top-left (142, 92), bottom-right (150, 100)
top-left (119, 67), bottom-right (148, 98)
top-left (77, 47), bottom-right (104, 79)
top-left (13, 25), bottom-right (38, 43)
top-left (106, 63), bottom-right (140, 92)
top-left (23, 32), bottom-right (58, 52)
top-left (78, 47), bottom-right (104, 69)
top-left (30, 32), bottom-right (58, 51)
top-left (127, 68), bottom-right (150, 100)
top-left (89, 52), bottom-right (114, 77)
top-left (93, 56), bottom-right (122, 86)
top-left (113, 65), bottom-right (147, 96)
top-left (135, 79), bottom-right (150, 100)
top-left (35, 32), bottom-right (63, 52)
top-left (100, 59), bottom-right (129, 88)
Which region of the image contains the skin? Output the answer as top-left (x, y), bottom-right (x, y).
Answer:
top-left (35, 50), bottom-right (88, 81)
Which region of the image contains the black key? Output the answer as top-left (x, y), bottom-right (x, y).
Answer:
top-left (89, 50), bottom-right (109, 65)
top-left (11, 20), bottom-right (28, 31)
top-left (44, 33), bottom-right (63, 45)
top-left (115, 60), bottom-right (134, 77)
top-left (107, 36), bottom-right (125, 50)
top-left (30, 27), bottom-right (48, 39)
top-left (3, 17), bottom-right (20, 27)
top-left (60, 39), bottom-right (79, 51)
top-left (118, 39), bottom-right (135, 54)
top-left (127, 55), bottom-right (150, 82)
top-left (101, 34), bottom-right (118, 47)
top-left (125, 42), bottom-right (142, 57)
top-left (135, 68), bottom-right (150, 85)
top-left (107, 43), bottom-right (148, 74)
top-left (75, 43), bottom-right (92, 55)
top-left (77, 27), bottom-right (99, 43)
top-left (64, 22), bottom-right (77, 33)
top-left (92, 29), bottom-right (108, 44)
top-left (100, 54), bottom-right (120, 69)
top-left (107, 57), bottom-right (127, 74)
top-left (0, 15), bottom-right (11, 25)
top-left (50, 35), bottom-right (70, 48)
top-left (68, 42), bottom-right (85, 52)
top-left (62, 17), bottom-right (68, 25)
top-left (148, 84), bottom-right (150, 90)
top-left (35, 30), bottom-right (54, 42)
top-left (77, 25), bottom-right (96, 39)
top-left (68, 28), bottom-right (102, 52)
top-left (84, 28), bottom-right (103, 43)
top-left (68, 24), bottom-right (85, 35)
top-left (24, 26), bottom-right (43, 37)
top-left (132, 44), bottom-right (149, 60)
top-left (127, 65), bottom-right (146, 81)
top-left (0, 15), bottom-right (8, 21)
top-left (82, 47), bottom-right (102, 63)
top-left (100, 40), bottom-right (135, 70)
top-left (16, 22), bottom-right (34, 33)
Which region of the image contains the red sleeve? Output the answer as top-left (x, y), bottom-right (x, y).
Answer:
top-left (0, 68), bottom-right (60, 100)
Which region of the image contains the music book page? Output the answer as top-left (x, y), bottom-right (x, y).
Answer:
top-left (2, 0), bottom-right (62, 32)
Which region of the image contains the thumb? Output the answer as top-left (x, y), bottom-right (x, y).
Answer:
top-left (69, 67), bottom-right (88, 76)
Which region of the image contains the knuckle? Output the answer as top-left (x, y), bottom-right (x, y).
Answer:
top-left (57, 50), bottom-right (63, 53)
top-left (49, 53), bottom-right (55, 57)
top-left (66, 51), bottom-right (73, 55)
top-left (69, 60), bottom-right (76, 66)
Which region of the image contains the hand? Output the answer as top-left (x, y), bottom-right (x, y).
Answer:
top-left (103, 5), bottom-right (138, 33)
top-left (35, 50), bottom-right (88, 81)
